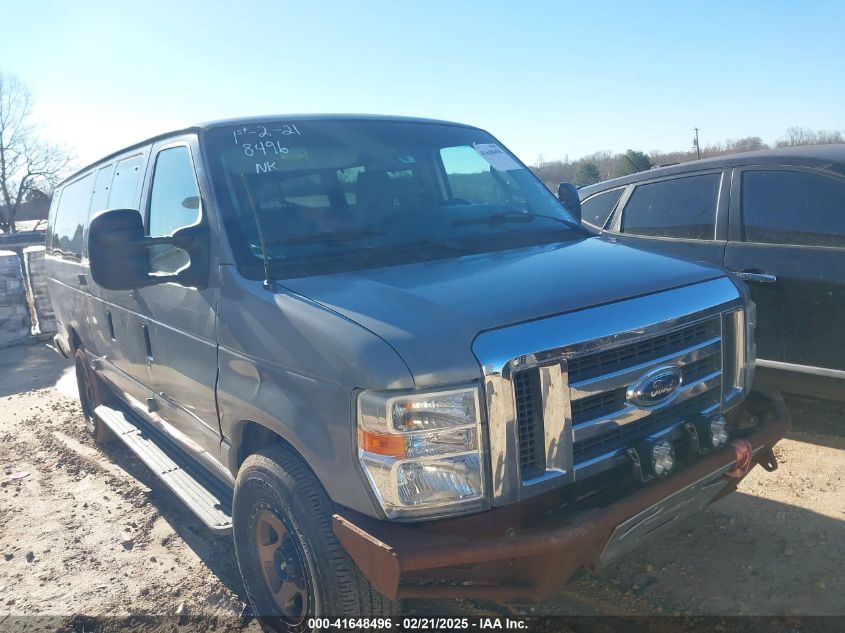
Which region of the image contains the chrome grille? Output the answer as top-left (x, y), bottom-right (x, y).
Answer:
top-left (476, 276), bottom-right (745, 505)
top-left (681, 354), bottom-right (721, 384)
top-left (568, 318), bottom-right (719, 383)
top-left (572, 390), bottom-right (714, 461)
top-left (517, 315), bottom-right (724, 483)
top-left (570, 388), bottom-right (626, 426)
top-left (513, 369), bottom-right (544, 478)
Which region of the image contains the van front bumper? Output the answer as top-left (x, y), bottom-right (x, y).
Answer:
top-left (332, 387), bottom-right (790, 604)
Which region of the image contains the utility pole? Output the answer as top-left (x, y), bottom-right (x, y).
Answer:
top-left (693, 127), bottom-right (701, 160)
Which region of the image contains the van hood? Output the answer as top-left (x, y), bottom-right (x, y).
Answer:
top-left (280, 236), bottom-right (725, 386)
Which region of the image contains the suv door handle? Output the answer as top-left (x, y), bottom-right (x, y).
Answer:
top-left (736, 271), bottom-right (777, 284)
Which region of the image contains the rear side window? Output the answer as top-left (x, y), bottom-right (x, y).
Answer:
top-left (742, 170), bottom-right (845, 248)
top-left (581, 188), bottom-right (624, 228)
top-left (108, 155), bottom-right (145, 209)
top-left (90, 164), bottom-right (116, 215)
top-left (45, 195), bottom-right (60, 250)
top-left (620, 173), bottom-right (721, 240)
top-left (52, 173), bottom-right (95, 258)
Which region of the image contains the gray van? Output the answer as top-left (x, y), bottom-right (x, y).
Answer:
top-left (46, 115), bottom-right (789, 626)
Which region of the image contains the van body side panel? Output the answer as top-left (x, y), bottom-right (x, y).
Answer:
top-left (135, 282), bottom-right (223, 469)
top-left (215, 266), bottom-right (414, 517)
top-left (44, 195), bottom-right (73, 354)
top-left (45, 269), bottom-right (92, 352)
top-left (82, 164), bottom-right (118, 359)
top-left (45, 173), bottom-right (96, 355)
top-left (84, 148), bottom-right (155, 403)
top-left (132, 135), bottom-right (227, 478)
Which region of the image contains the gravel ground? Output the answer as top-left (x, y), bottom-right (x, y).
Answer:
top-left (0, 343), bottom-right (843, 631)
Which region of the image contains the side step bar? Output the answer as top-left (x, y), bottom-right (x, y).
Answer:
top-left (95, 404), bottom-right (233, 534)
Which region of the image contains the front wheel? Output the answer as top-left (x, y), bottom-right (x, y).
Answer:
top-left (233, 445), bottom-right (397, 631)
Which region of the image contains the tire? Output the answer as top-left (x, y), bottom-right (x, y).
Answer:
top-left (233, 445), bottom-right (398, 631)
top-left (73, 347), bottom-right (111, 443)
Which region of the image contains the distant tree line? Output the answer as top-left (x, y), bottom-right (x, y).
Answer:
top-left (531, 127), bottom-right (845, 190)
top-left (3, 67), bottom-right (844, 233)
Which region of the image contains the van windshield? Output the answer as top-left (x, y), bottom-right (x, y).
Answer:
top-left (203, 119), bottom-right (585, 279)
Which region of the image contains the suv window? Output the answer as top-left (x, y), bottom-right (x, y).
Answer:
top-left (620, 173), bottom-right (720, 240)
top-left (581, 188), bottom-right (624, 228)
top-left (742, 170), bottom-right (845, 248)
top-left (52, 173), bottom-right (95, 258)
top-left (108, 155), bottom-right (145, 209)
top-left (147, 146), bottom-right (201, 274)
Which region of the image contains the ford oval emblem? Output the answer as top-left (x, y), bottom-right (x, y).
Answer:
top-left (627, 366), bottom-right (683, 408)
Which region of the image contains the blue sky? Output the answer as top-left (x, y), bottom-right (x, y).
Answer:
top-left (2, 0), bottom-right (843, 168)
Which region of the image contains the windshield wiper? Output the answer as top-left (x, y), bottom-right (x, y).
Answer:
top-left (452, 210), bottom-right (577, 229)
top-left (264, 229), bottom-right (384, 246)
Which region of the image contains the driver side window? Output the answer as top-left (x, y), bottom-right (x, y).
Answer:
top-left (148, 146), bottom-right (201, 274)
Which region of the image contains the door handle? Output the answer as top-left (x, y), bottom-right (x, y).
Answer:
top-left (736, 271), bottom-right (777, 284)
top-left (141, 324), bottom-right (154, 361)
top-left (77, 273), bottom-right (88, 286)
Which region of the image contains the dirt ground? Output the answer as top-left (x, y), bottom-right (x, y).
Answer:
top-left (1, 343), bottom-right (843, 631)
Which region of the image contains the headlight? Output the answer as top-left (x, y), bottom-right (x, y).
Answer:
top-left (357, 386), bottom-right (487, 520)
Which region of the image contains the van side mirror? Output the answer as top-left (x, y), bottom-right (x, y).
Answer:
top-left (557, 182), bottom-right (582, 224)
top-left (88, 208), bottom-right (209, 290)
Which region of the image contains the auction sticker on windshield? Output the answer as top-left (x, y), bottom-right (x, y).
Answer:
top-left (472, 143), bottom-right (521, 171)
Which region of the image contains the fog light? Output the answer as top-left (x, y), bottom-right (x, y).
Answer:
top-left (651, 439), bottom-right (675, 476)
top-left (710, 415), bottom-right (729, 448)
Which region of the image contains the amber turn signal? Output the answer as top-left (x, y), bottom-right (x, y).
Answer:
top-left (358, 429), bottom-right (406, 458)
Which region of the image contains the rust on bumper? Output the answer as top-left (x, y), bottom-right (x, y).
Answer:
top-left (333, 388), bottom-right (791, 604)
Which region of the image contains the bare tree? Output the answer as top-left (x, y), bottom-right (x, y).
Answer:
top-left (781, 126), bottom-right (817, 147)
top-left (724, 136), bottom-right (768, 153)
top-left (0, 72), bottom-right (72, 233)
top-left (776, 126), bottom-right (844, 147)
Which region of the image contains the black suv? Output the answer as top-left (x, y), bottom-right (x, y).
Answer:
top-left (572, 145), bottom-right (845, 401)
